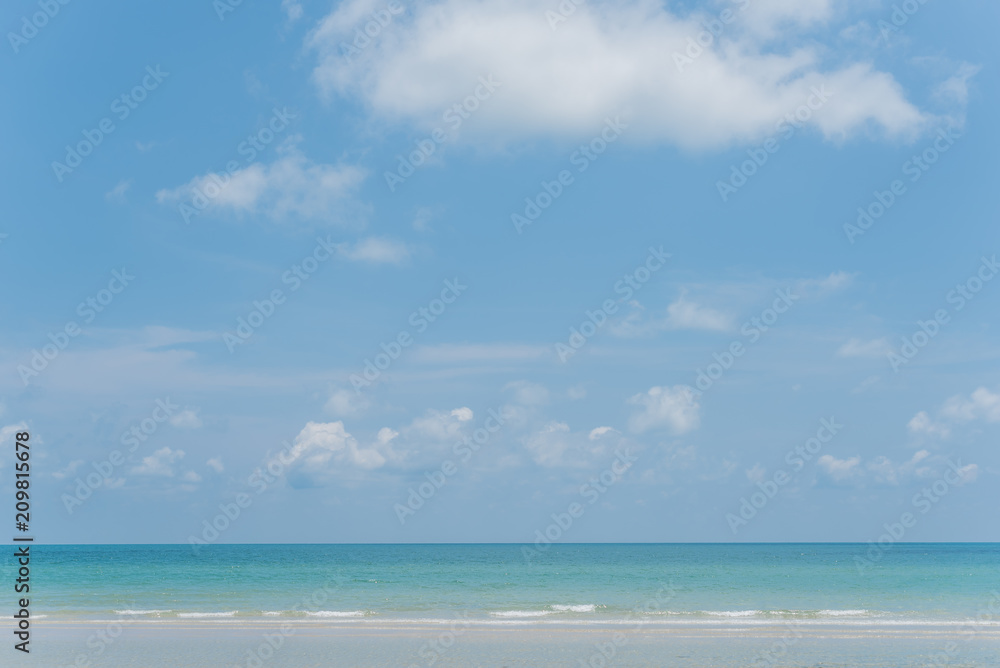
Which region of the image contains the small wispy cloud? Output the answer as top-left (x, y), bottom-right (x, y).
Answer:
top-left (837, 337), bottom-right (891, 358)
top-left (105, 180), bottom-right (132, 203)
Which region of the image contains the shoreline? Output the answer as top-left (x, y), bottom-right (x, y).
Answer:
top-left (32, 618), bottom-right (1000, 635)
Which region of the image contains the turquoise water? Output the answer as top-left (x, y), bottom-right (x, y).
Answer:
top-left (7, 543), bottom-right (999, 624)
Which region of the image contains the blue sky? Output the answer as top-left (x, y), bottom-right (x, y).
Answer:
top-left (2, 0), bottom-right (998, 544)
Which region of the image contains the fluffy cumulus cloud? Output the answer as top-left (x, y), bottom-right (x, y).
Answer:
top-left (907, 411), bottom-right (950, 438)
top-left (817, 450), bottom-right (973, 487)
top-left (907, 387), bottom-right (1000, 440)
top-left (280, 421), bottom-right (389, 486)
top-left (627, 385), bottom-right (700, 434)
top-left (613, 295), bottom-right (731, 337)
top-left (308, 0), bottom-right (935, 149)
top-left (280, 407), bottom-right (479, 485)
top-left (131, 447), bottom-right (185, 477)
top-left (325, 388), bottom-right (371, 417)
top-left (156, 139), bottom-right (366, 223)
top-left (941, 387), bottom-right (1000, 423)
top-left (816, 454), bottom-right (861, 482)
top-left (170, 409), bottom-right (202, 429)
top-left (522, 421), bottom-right (619, 468)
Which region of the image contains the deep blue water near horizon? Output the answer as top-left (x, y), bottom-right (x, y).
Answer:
top-left (7, 543), bottom-right (999, 624)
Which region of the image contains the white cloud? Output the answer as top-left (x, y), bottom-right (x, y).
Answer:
top-left (627, 385), bottom-right (700, 434)
top-left (567, 384), bottom-right (587, 400)
top-left (407, 408), bottom-right (473, 443)
top-left (941, 387), bottom-right (1000, 423)
top-left (817, 454), bottom-right (861, 482)
top-left (131, 447), bottom-right (185, 477)
top-left (953, 462), bottom-right (979, 484)
top-left (738, 0), bottom-right (834, 37)
top-left (851, 375), bottom-right (881, 394)
top-left (746, 463), bottom-right (766, 484)
top-left (907, 411), bottom-right (950, 438)
top-left (309, 0), bottom-right (930, 149)
top-left (837, 337), bottom-right (891, 358)
top-left (522, 421), bottom-right (613, 468)
top-left (181, 470), bottom-right (202, 483)
top-left (105, 179), bottom-right (132, 203)
top-left (285, 421), bottom-right (387, 475)
top-left (206, 457), bottom-right (225, 473)
top-left (282, 0), bottom-right (304, 23)
top-left (170, 409), bottom-right (202, 429)
top-left (617, 295), bottom-right (732, 336)
top-left (0, 423), bottom-right (27, 450)
top-left (523, 421), bottom-right (572, 467)
top-left (412, 207), bottom-right (434, 232)
top-left (53, 460), bottom-right (85, 480)
top-left (819, 450), bottom-right (965, 487)
top-left (663, 296), bottom-right (731, 331)
top-left (325, 388), bottom-right (371, 417)
top-left (504, 380), bottom-right (550, 406)
top-left (589, 426), bottom-right (616, 441)
top-left (156, 139), bottom-right (366, 223)
top-left (336, 237), bottom-right (411, 264)
top-left (376, 427), bottom-right (399, 445)
top-left (934, 62), bottom-right (981, 106)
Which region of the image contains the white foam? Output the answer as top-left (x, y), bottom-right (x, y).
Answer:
top-left (551, 604), bottom-right (597, 613)
top-left (491, 610), bottom-right (554, 618)
top-left (114, 610), bottom-right (172, 616)
top-left (705, 610), bottom-right (762, 617)
top-left (819, 609), bottom-right (870, 616)
top-left (177, 611), bottom-right (237, 618)
top-left (262, 611), bottom-right (284, 616)
top-left (305, 611), bottom-right (367, 618)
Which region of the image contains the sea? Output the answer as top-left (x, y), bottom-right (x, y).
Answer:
top-left (6, 543), bottom-right (1000, 667)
